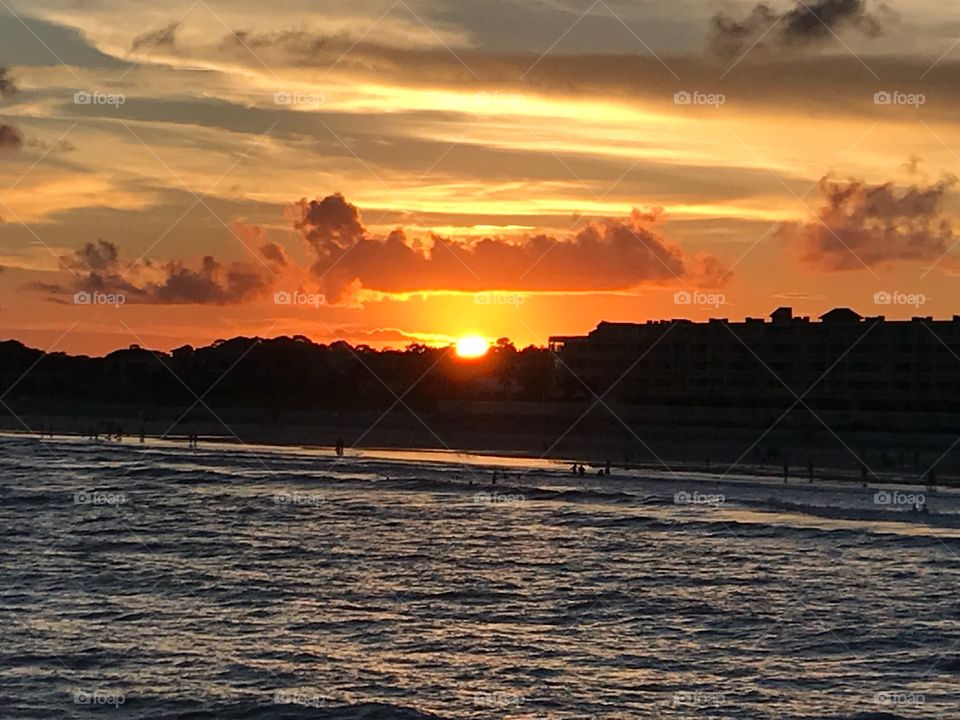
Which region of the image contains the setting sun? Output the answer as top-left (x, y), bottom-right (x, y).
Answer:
top-left (455, 335), bottom-right (489, 358)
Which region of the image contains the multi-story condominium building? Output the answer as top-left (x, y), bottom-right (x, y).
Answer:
top-left (549, 307), bottom-right (960, 417)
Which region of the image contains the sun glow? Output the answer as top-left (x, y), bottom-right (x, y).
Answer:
top-left (455, 335), bottom-right (489, 358)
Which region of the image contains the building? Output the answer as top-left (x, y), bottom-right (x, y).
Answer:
top-left (549, 307), bottom-right (960, 416)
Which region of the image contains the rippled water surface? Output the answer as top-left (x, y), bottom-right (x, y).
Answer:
top-left (1, 434), bottom-right (958, 719)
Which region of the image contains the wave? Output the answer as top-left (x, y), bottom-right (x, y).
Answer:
top-left (130, 701), bottom-right (444, 720)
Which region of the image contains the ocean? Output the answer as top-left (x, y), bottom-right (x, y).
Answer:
top-left (0, 433), bottom-right (957, 719)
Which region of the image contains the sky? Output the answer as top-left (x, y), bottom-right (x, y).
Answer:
top-left (2, 0), bottom-right (960, 355)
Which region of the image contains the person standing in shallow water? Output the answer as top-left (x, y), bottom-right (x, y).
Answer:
top-left (335, 438), bottom-right (345, 457)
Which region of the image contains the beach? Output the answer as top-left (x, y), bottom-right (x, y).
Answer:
top-left (1, 433), bottom-right (957, 718)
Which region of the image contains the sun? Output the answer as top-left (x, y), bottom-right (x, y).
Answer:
top-left (455, 335), bottom-right (489, 358)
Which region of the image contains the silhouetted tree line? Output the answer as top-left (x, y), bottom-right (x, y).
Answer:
top-left (0, 336), bottom-right (554, 413)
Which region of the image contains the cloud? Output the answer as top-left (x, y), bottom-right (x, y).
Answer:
top-left (154, 255), bottom-right (269, 303)
top-left (0, 68), bottom-right (22, 152)
top-left (26, 137), bottom-right (77, 153)
top-left (0, 67), bottom-right (16, 97)
top-left (0, 124), bottom-right (23, 151)
top-left (260, 241), bottom-right (290, 268)
top-left (109, 21), bottom-right (960, 129)
top-left (782, 175), bottom-right (957, 270)
top-left (289, 193), bottom-right (728, 302)
top-left (31, 239), bottom-right (276, 304)
top-left (709, 0), bottom-right (885, 57)
top-left (329, 326), bottom-right (454, 347)
top-left (130, 21), bottom-right (180, 53)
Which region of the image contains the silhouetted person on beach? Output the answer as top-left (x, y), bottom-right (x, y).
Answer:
top-left (335, 438), bottom-right (344, 457)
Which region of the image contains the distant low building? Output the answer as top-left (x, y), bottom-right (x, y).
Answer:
top-left (549, 307), bottom-right (960, 416)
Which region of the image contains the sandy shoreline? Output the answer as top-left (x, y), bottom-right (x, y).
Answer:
top-left (2, 407), bottom-right (955, 488)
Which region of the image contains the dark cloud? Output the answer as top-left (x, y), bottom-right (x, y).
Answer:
top-left (69, 238), bottom-right (119, 272)
top-left (290, 194), bottom-right (727, 302)
top-left (709, 0), bottom-right (885, 57)
top-left (225, 29), bottom-right (331, 59)
top-left (0, 124), bottom-right (23, 151)
top-left (154, 255), bottom-right (269, 304)
top-left (260, 242), bottom-right (290, 268)
top-left (27, 137), bottom-right (77, 153)
top-left (130, 21), bottom-right (179, 53)
top-left (0, 67), bottom-right (16, 97)
top-left (783, 175), bottom-right (957, 270)
top-left (291, 193), bottom-right (366, 252)
top-left (31, 239), bottom-right (274, 304)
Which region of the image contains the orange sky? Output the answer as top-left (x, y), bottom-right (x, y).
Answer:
top-left (2, 0), bottom-right (960, 355)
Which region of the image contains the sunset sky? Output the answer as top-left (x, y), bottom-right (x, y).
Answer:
top-left (2, 0), bottom-right (960, 355)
